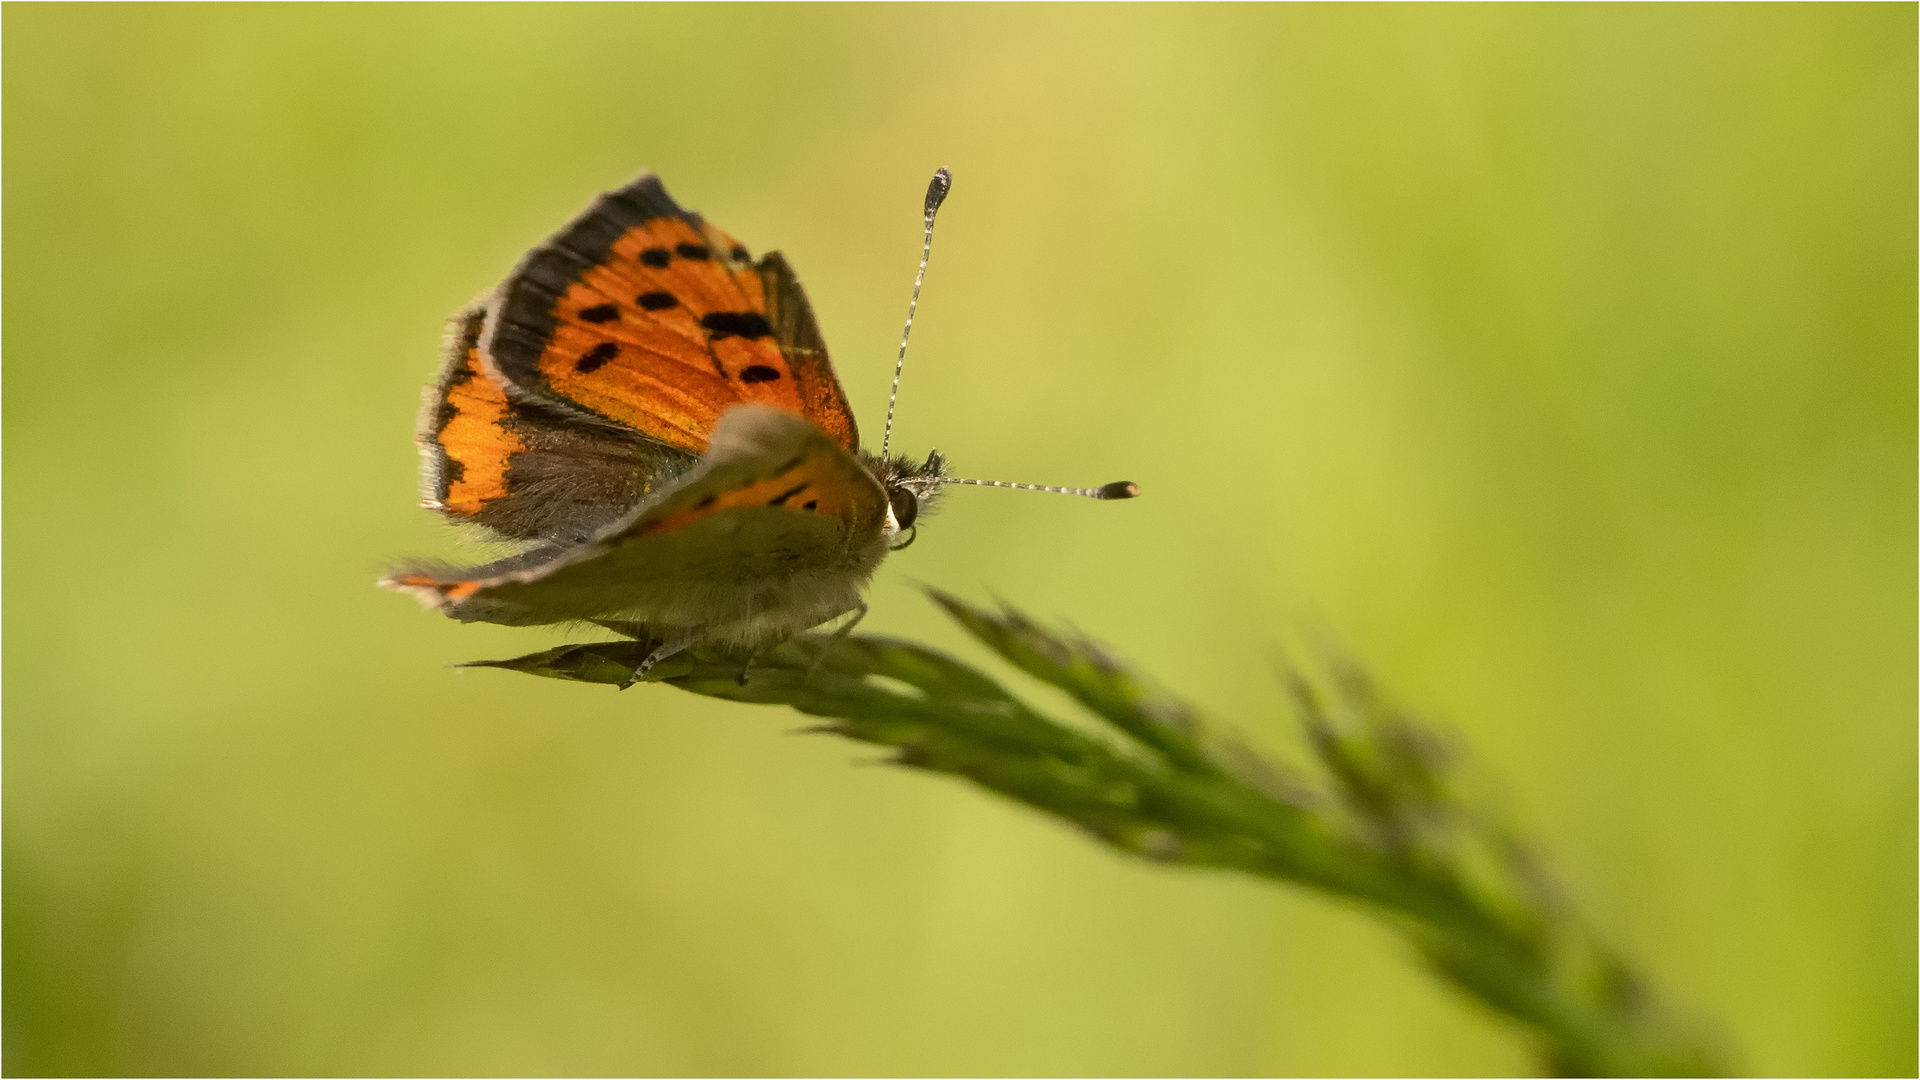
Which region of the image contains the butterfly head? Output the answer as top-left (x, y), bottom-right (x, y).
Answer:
top-left (866, 448), bottom-right (949, 548)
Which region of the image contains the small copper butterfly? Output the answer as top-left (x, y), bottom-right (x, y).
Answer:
top-left (382, 169), bottom-right (1137, 683)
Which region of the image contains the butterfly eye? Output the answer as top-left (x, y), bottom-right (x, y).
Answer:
top-left (888, 486), bottom-right (919, 532)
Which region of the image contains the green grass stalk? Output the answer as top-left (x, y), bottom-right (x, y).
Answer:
top-left (471, 590), bottom-right (1727, 1076)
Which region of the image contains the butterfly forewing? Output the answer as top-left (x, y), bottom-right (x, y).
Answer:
top-left (482, 173), bottom-right (858, 456)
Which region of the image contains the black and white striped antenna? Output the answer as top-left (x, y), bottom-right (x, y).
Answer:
top-left (879, 167), bottom-right (1138, 503)
top-left (879, 168), bottom-right (951, 461)
top-left (940, 477), bottom-right (1140, 500)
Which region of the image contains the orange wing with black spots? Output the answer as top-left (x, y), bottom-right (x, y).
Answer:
top-left (421, 304), bottom-right (696, 542)
top-left (481, 173), bottom-right (859, 456)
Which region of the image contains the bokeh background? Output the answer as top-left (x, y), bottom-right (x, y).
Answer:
top-left (5, 5), bottom-right (1913, 1076)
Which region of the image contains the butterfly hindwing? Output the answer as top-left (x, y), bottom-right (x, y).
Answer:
top-left (386, 406), bottom-right (890, 634)
top-left (420, 305), bottom-right (698, 542)
top-left (481, 173), bottom-right (859, 456)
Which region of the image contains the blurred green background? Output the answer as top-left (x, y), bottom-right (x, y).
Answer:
top-left (5, 4), bottom-right (1912, 1076)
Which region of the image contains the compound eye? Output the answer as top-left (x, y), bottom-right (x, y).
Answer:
top-left (888, 487), bottom-right (919, 532)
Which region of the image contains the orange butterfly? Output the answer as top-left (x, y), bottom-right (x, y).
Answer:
top-left (382, 170), bottom-right (1136, 683)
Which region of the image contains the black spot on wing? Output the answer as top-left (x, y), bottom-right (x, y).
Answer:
top-left (675, 242), bottom-right (711, 260)
top-left (578, 304), bottom-right (619, 323)
top-left (637, 291), bottom-right (678, 311)
top-left (740, 365), bottom-right (781, 383)
top-left (696, 494), bottom-right (717, 509)
top-left (576, 342), bottom-right (620, 373)
top-left (700, 312), bottom-right (774, 341)
top-left (640, 247), bottom-right (671, 268)
top-left (768, 482), bottom-right (810, 507)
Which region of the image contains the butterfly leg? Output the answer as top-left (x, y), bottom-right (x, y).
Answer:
top-left (805, 601), bottom-right (869, 681)
top-left (619, 632), bottom-right (697, 690)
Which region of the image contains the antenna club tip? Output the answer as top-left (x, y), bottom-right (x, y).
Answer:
top-left (1098, 481), bottom-right (1141, 500)
top-left (925, 168), bottom-right (952, 215)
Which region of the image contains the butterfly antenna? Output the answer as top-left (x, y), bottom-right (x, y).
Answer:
top-left (880, 167), bottom-right (952, 461)
top-left (939, 477), bottom-right (1141, 500)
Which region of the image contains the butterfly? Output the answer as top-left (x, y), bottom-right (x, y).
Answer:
top-left (382, 169), bottom-right (1136, 684)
